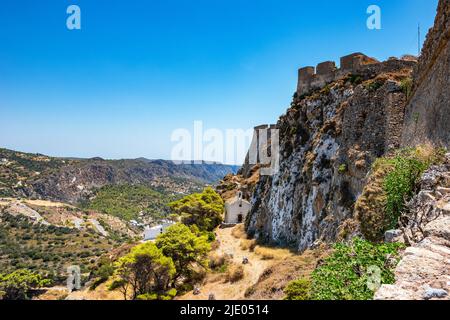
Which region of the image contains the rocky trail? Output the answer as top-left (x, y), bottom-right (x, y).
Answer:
top-left (178, 226), bottom-right (277, 300)
top-left (376, 154), bottom-right (450, 300)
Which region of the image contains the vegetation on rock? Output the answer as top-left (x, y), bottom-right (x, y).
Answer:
top-left (355, 146), bottom-right (445, 241)
top-left (284, 238), bottom-right (404, 300)
top-left (310, 239), bottom-right (403, 300)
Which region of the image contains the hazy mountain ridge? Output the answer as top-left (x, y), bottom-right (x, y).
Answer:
top-left (0, 148), bottom-right (239, 204)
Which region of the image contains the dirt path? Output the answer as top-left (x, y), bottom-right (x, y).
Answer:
top-left (178, 226), bottom-right (273, 300)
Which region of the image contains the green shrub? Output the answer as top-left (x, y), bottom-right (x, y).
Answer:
top-left (383, 150), bottom-right (429, 229)
top-left (156, 224), bottom-right (210, 286)
top-left (364, 79), bottom-right (384, 92)
top-left (136, 293), bottom-right (158, 300)
top-left (355, 146), bottom-right (445, 241)
top-left (169, 187), bottom-right (224, 232)
top-left (347, 74), bottom-right (363, 85)
top-left (90, 258), bottom-right (114, 290)
top-left (338, 164), bottom-right (347, 174)
top-left (383, 147), bottom-right (444, 230)
top-left (310, 238), bottom-right (403, 300)
top-left (136, 288), bottom-right (176, 300)
top-left (400, 77), bottom-right (413, 98)
top-left (284, 278), bottom-right (311, 300)
top-left (113, 241), bottom-right (176, 300)
top-left (0, 269), bottom-right (51, 300)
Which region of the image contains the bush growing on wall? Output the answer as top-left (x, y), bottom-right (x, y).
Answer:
top-left (283, 239), bottom-right (404, 300)
top-left (355, 146), bottom-right (445, 241)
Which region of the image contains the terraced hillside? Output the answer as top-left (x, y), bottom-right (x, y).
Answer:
top-left (0, 198), bottom-right (140, 284)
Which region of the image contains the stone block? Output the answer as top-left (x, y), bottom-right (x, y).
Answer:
top-left (340, 52), bottom-right (365, 71)
top-left (316, 61), bottom-right (336, 75)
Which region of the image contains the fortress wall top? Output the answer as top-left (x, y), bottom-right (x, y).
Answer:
top-left (340, 52), bottom-right (365, 70)
top-left (316, 61), bottom-right (337, 75)
top-left (254, 124), bottom-right (270, 130)
top-left (297, 52), bottom-right (386, 96)
top-left (254, 124), bottom-right (278, 130)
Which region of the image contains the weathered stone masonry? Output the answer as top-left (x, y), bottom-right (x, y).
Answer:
top-left (297, 52), bottom-right (379, 95)
top-left (402, 0), bottom-right (450, 149)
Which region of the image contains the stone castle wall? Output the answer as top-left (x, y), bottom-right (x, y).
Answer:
top-left (401, 0), bottom-right (450, 149)
top-left (296, 52), bottom-right (418, 96)
top-left (297, 52), bottom-right (379, 95)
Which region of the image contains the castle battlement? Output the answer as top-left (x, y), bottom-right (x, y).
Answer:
top-left (297, 52), bottom-right (380, 96)
top-left (254, 124), bottom-right (278, 131)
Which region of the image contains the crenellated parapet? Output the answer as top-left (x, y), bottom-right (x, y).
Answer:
top-left (297, 52), bottom-right (381, 96)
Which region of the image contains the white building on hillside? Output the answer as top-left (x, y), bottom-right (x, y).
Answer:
top-left (143, 220), bottom-right (175, 241)
top-left (224, 192), bottom-right (251, 224)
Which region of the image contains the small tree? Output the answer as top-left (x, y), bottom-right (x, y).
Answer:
top-left (155, 223), bottom-right (210, 286)
top-left (168, 187), bottom-right (224, 231)
top-left (284, 278), bottom-right (311, 300)
top-left (113, 242), bottom-right (175, 300)
top-left (0, 269), bottom-right (51, 300)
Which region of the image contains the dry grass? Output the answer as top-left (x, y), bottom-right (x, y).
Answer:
top-left (210, 240), bottom-right (220, 251)
top-left (231, 224), bottom-right (247, 239)
top-left (225, 264), bottom-right (245, 283)
top-left (65, 280), bottom-right (124, 300)
top-left (354, 160), bottom-right (391, 242)
top-left (208, 252), bottom-right (229, 270)
top-left (33, 287), bottom-right (68, 300)
top-left (24, 199), bottom-right (73, 208)
top-left (244, 248), bottom-right (330, 300)
top-left (253, 246), bottom-right (292, 261)
top-left (240, 239), bottom-right (257, 251)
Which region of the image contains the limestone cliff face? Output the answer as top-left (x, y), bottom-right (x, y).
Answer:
top-left (246, 59), bottom-right (416, 251)
top-left (402, 0), bottom-right (450, 149)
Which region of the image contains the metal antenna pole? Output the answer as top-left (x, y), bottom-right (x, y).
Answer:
top-left (418, 23), bottom-right (421, 56)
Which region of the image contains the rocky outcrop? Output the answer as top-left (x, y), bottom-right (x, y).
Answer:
top-left (375, 154), bottom-right (450, 300)
top-left (402, 0), bottom-right (450, 149)
top-left (246, 58), bottom-right (416, 251)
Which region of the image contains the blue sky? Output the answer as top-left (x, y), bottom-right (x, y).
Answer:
top-left (0, 0), bottom-right (439, 164)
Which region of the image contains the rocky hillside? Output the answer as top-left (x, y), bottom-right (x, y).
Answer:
top-left (0, 148), bottom-right (238, 204)
top-left (0, 198), bottom-right (139, 284)
top-left (246, 58), bottom-right (416, 251)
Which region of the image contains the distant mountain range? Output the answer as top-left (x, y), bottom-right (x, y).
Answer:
top-left (0, 147), bottom-right (239, 204)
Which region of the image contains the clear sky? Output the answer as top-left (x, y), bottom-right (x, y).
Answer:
top-left (0, 0), bottom-right (439, 164)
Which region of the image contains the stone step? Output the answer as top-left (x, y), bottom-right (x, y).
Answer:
top-left (437, 187), bottom-right (450, 194)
